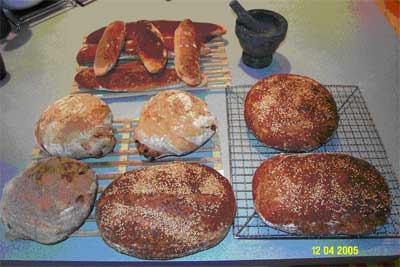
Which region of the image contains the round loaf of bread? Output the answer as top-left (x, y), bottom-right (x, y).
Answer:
top-left (253, 153), bottom-right (390, 235)
top-left (0, 157), bottom-right (97, 244)
top-left (35, 94), bottom-right (115, 159)
top-left (244, 74), bottom-right (339, 152)
top-left (96, 162), bottom-right (236, 259)
top-left (134, 90), bottom-right (217, 160)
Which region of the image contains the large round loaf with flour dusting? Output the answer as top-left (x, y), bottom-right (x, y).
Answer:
top-left (244, 74), bottom-right (339, 152)
top-left (134, 90), bottom-right (216, 160)
top-left (96, 162), bottom-right (236, 259)
top-left (35, 94), bottom-right (115, 159)
top-left (0, 157), bottom-right (97, 244)
top-left (253, 153), bottom-right (390, 235)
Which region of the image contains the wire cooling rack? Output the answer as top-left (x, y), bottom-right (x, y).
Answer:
top-left (32, 117), bottom-right (222, 237)
top-left (226, 84), bottom-right (400, 239)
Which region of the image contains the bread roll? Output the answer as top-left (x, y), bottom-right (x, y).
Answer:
top-left (174, 19), bottom-right (203, 86)
top-left (0, 157), bottom-right (97, 244)
top-left (244, 74), bottom-right (339, 152)
top-left (35, 94), bottom-right (115, 159)
top-left (253, 153), bottom-right (390, 235)
top-left (94, 21), bottom-right (125, 76)
top-left (133, 20), bottom-right (168, 74)
top-left (134, 90), bottom-right (217, 160)
top-left (96, 162), bottom-right (236, 259)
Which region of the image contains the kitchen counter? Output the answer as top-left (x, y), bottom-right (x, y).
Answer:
top-left (0, 0), bottom-right (399, 265)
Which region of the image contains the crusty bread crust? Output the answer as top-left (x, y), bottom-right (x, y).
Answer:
top-left (253, 153), bottom-right (390, 235)
top-left (35, 94), bottom-right (115, 159)
top-left (174, 19), bottom-right (202, 86)
top-left (134, 90), bottom-right (216, 159)
top-left (76, 41), bottom-right (209, 65)
top-left (244, 74), bottom-right (339, 152)
top-left (133, 20), bottom-right (167, 74)
top-left (0, 157), bottom-right (97, 244)
top-left (96, 162), bottom-right (236, 259)
top-left (75, 62), bottom-right (181, 91)
top-left (94, 21), bottom-right (125, 76)
top-left (76, 41), bottom-right (135, 65)
top-left (134, 139), bottom-right (161, 161)
top-left (85, 20), bottom-right (226, 45)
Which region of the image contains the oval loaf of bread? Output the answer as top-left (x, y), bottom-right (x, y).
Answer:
top-left (253, 153), bottom-right (390, 235)
top-left (96, 162), bottom-right (236, 259)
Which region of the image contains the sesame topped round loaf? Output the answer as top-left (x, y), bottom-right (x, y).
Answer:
top-left (244, 74), bottom-right (339, 152)
top-left (96, 162), bottom-right (236, 259)
top-left (35, 94), bottom-right (115, 159)
top-left (253, 153), bottom-right (390, 236)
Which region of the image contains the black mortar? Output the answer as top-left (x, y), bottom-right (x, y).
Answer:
top-left (235, 9), bottom-right (288, 68)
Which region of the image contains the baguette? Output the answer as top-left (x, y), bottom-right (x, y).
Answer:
top-left (132, 20), bottom-right (167, 74)
top-left (75, 62), bottom-right (181, 91)
top-left (174, 19), bottom-right (202, 86)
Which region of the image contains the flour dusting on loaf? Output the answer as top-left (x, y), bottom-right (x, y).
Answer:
top-left (35, 94), bottom-right (115, 159)
top-left (134, 90), bottom-right (216, 159)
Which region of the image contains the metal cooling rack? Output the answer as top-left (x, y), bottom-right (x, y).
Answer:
top-left (3, 0), bottom-right (76, 31)
top-left (32, 117), bottom-right (223, 237)
top-left (226, 84), bottom-right (400, 239)
top-left (71, 36), bottom-right (231, 98)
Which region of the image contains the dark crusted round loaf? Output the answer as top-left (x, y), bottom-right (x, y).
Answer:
top-left (253, 153), bottom-right (390, 235)
top-left (244, 74), bottom-right (339, 152)
top-left (0, 157), bottom-right (97, 244)
top-left (96, 161), bottom-right (236, 259)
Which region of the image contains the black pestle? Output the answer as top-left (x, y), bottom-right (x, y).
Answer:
top-left (229, 0), bottom-right (265, 33)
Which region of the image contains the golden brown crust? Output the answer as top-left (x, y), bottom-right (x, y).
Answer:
top-left (76, 41), bottom-right (135, 65)
top-left (85, 20), bottom-right (226, 45)
top-left (244, 74), bottom-right (339, 152)
top-left (96, 162), bottom-right (236, 259)
top-left (94, 21), bottom-right (126, 76)
top-left (75, 62), bottom-right (181, 91)
top-left (174, 19), bottom-right (202, 86)
top-left (253, 153), bottom-right (390, 235)
top-left (133, 20), bottom-right (167, 74)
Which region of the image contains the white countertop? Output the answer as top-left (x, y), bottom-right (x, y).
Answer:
top-left (0, 0), bottom-right (399, 265)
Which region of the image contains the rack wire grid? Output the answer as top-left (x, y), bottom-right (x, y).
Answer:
top-left (72, 36), bottom-right (231, 98)
top-left (226, 84), bottom-right (400, 239)
top-left (32, 117), bottom-right (223, 237)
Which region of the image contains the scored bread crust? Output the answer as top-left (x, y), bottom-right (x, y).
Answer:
top-left (132, 20), bottom-right (168, 74)
top-left (174, 19), bottom-right (203, 86)
top-left (244, 74), bottom-right (339, 152)
top-left (35, 94), bottom-right (115, 159)
top-left (96, 162), bottom-right (236, 259)
top-left (253, 153), bottom-right (390, 235)
top-left (0, 157), bottom-right (97, 244)
top-left (134, 90), bottom-right (217, 160)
